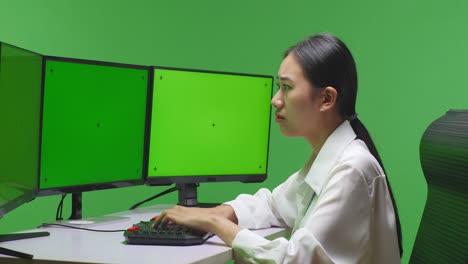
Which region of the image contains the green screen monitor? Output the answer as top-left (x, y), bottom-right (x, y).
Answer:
top-left (38, 57), bottom-right (150, 217)
top-left (0, 42), bottom-right (49, 258)
top-left (0, 42), bottom-right (42, 218)
top-left (146, 67), bottom-right (273, 206)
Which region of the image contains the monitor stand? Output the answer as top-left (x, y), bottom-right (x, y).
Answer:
top-left (176, 183), bottom-right (220, 208)
top-left (69, 192), bottom-right (83, 220)
top-left (61, 192), bottom-right (127, 226)
top-left (0, 231), bottom-right (50, 258)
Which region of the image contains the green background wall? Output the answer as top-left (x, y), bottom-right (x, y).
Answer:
top-left (1, 1), bottom-right (467, 263)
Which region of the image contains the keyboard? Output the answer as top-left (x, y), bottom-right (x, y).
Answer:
top-left (124, 220), bottom-right (214, 246)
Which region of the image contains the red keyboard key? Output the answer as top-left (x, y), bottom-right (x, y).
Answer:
top-left (127, 226), bottom-right (139, 232)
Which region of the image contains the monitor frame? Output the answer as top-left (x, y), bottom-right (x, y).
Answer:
top-left (144, 66), bottom-right (273, 206)
top-left (37, 56), bottom-right (152, 197)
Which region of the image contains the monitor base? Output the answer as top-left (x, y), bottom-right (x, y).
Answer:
top-left (0, 247), bottom-right (32, 259)
top-left (0, 231), bottom-right (50, 259)
top-left (57, 215), bottom-right (128, 226)
top-left (193, 203), bottom-right (221, 208)
top-left (176, 183), bottom-right (221, 208)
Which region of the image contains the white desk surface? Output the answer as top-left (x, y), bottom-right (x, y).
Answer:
top-left (0, 205), bottom-right (287, 264)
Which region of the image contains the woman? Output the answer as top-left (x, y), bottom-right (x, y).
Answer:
top-left (155, 33), bottom-right (403, 263)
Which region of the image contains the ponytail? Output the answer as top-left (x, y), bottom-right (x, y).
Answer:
top-left (350, 118), bottom-right (403, 257)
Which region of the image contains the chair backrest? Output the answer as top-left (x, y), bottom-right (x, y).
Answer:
top-left (409, 110), bottom-right (468, 263)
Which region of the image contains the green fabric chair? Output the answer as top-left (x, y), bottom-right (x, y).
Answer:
top-left (410, 110), bottom-right (468, 263)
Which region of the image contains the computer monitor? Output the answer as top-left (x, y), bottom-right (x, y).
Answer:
top-left (146, 67), bottom-right (273, 206)
top-left (38, 57), bottom-right (151, 219)
top-left (0, 42), bottom-right (50, 259)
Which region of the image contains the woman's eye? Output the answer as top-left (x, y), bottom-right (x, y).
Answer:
top-left (276, 83), bottom-right (290, 91)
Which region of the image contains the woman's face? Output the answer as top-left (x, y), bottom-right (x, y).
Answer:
top-left (272, 54), bottom-right (322, 138)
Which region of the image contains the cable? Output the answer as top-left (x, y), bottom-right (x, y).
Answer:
top-left (129, 186), bottom-right (177, 210)
top-left (56, 194), bottom-right (67, 221)
top-left (39, 223), bottom-right (125, 232)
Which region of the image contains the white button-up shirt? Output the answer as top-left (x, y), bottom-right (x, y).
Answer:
top-left (226, 121), bottom-right (400, 263)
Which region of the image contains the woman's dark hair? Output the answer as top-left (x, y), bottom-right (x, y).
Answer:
top-left (285, 33), bottom-right (403, 257)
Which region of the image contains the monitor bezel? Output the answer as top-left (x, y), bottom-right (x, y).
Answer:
top-left (37, 56), bottom-right (152, 196)
top-left (144, 66), bottom-right (273, 187)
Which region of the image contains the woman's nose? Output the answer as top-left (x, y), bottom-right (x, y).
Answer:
top-left (271, 91), bottom-right (283, 109)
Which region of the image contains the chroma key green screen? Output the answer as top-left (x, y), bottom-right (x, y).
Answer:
top-left (146, 67), bottom-right (273, 184)
top-left (39, 58), bottom-right (149, 194)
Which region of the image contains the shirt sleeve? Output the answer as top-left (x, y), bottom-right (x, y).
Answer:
top-left (224, 171), bottom-right (301, 229)
top-left (231, 165), bottom-right (386, 264)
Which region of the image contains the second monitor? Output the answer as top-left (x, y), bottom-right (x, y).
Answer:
top-left (39, 57), bottom-right (151, 218)
top-left (146, 67), bottom-right (273, 206)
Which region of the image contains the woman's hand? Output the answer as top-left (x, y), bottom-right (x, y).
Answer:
top-left (153, 205), bottom-right (212, 232)
top-left (153, 205), bottom-right (241, 246)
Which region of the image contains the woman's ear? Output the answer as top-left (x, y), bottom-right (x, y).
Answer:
top-left (320, 86), bottom-right (338, 111)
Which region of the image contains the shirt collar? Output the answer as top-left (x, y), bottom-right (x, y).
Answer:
top-left (303, 120), bottom-right (357, 195)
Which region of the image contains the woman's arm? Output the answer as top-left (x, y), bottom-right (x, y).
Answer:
top-left (154, 173), bottom-right (299, 248)
top-left (206, 204), bottom-right (238, 224)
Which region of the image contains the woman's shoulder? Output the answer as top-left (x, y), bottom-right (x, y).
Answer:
top-left (336, 139), bottom-right (385, 183)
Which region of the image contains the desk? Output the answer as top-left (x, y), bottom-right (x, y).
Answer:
top-left (0, 205), bottom-right (287, 264)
